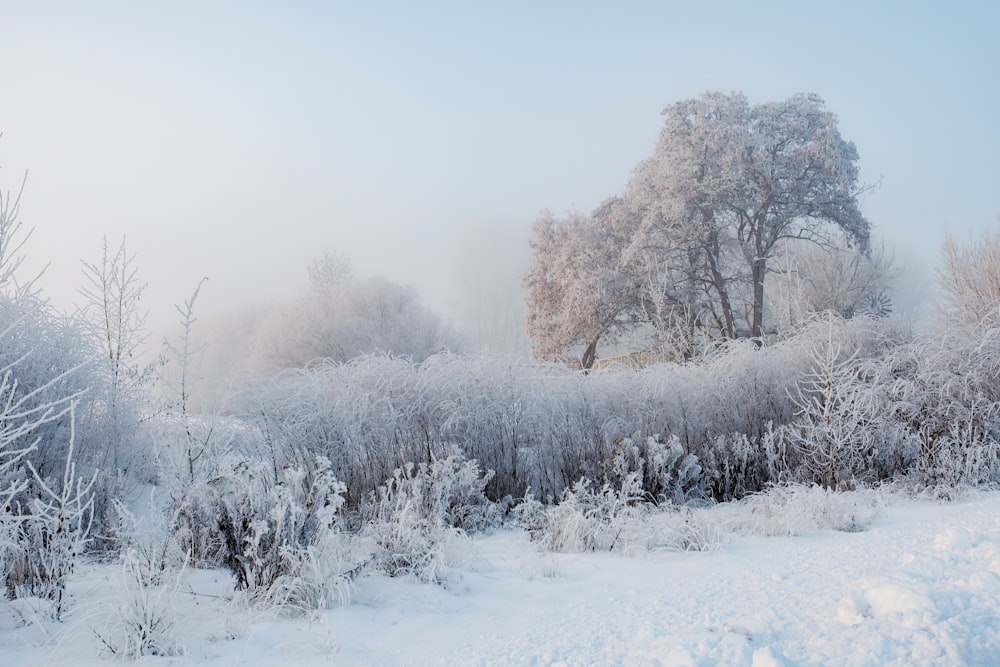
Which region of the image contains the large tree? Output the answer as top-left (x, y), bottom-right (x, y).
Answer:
top-left (526, 92), bottom-right (873, 365)
top-left (627, 91), bottom-right (871, 340)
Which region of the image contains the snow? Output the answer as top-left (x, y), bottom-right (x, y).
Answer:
top-left (5, 490), bottom-right (1000, 666)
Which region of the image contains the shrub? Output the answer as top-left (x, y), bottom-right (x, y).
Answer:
top-left (364, 452), bottom-right (496, 582)
top-left (515, 474), bottom-right (645, 553)
top-left (174, 456), bottom-right (347, 601)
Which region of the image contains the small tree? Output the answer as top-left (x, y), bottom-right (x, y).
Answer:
top-left (160, 278), bottom-right (213, 487)
top-left (524, 198), bottom-right (641, 368)
top-left (79, 236), bottom-right (151, 477)
top-left (787, 331), bottom-right (874, 489)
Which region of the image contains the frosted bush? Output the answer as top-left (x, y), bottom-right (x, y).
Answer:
top-left (605, 434), bottom-right (707, 505)
top-left (516, 475), bottom-right (646, 553)
top-left (913, 422), bottom-right (1000, 489)
top-left (886, 324), bottom-right (1000, 467)
top-left (516, 478), bottom-right (731, 555)
top-left (364, 452), bottom-right (497, 582)
top-left (2, 408), bottom-right (96, 620)
top-left (172, 455), bottom-right (347, 605)
top-left (92, 549), bottom-right (186, 658)
top-left (229, 305), bottom-right (1000, 520)
top-left (727, 484), bottom-right (886, 536)
top-left (265, 532), bottom-right (361, 613)
top-left (700, 427), bottom-right (790, 500)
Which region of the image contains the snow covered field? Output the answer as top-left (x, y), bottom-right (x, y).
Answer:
top-left (4, 488), bottom-right (999, 666)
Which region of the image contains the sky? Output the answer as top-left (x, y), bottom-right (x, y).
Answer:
top-left (1, 1), bottom-right (998, 343)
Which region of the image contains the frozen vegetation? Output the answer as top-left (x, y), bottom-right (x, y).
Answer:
top-left (3, 487), bottom-right (1000, 665)
top-left (1, 222), bottom-right (1000, 664)
top-left (1, 92), bottom-right (1000, 664)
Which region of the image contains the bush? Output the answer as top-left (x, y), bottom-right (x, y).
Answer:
top-left (173, 456), bottom-right (347, 601)
top-left (515, 471), bottom-right (646, 553)
top-left (364, 452), bottom-right (496, 582)
top-left (91, 548), bottom-right (186, 658)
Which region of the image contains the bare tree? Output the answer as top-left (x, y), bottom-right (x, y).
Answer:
top-left (79, 236), bottom-right (151, 474)
top-left (938, 225), bottom-right (1000, 324)
top-left (161, 278), bottom-right (211, 485)
top-left (0, 170), bottom-right (43, 300)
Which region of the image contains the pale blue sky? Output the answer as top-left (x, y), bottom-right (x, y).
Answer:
top-left (1, 1), bottom-right (998, 332)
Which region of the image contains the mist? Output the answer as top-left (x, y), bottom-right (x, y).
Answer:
top-left (2, 2), bottom-right (996, 355)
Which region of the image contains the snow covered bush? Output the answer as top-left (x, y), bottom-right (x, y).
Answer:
top-left (885, 324), bottom-right (1000, 485)
top-left (173, 455), bottom-right (348, 604)
top-left (726, 483), bottom-right (886, 536)
top-left (603, 434), bottom-right (707, 505)
top-left (262, 531), bottom-right (360, 613)
top-left (516, 476), bottom-right (727, 554)
top-left (2, 409), bottom-right (96, 619)
top-left (699, 427), bottom-right (790, 500)
top-left (105, 496), bottom-right (180, 591)
top-left (875, 227), bottom-right (1000, 486)
top-left (364, 452), bottom-right (496, 582)
top-left (91, 548), bottom-right (186, 658)
top-left (238, 356), bottom-right (424, 509)
top-left (912, 422), bottom-right (1000, 490)
top-left (0, 292), bottom-right (123, 511)
top-left (515, 473), bottom-right (647, 553)
top-left (225, 296), bottom-right (1000, 523)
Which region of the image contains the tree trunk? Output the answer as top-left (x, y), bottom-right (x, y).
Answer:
top-left (581, 338), bottom-right (599, 370)
top-left (751, 256), bottom-right (767, 341)
top-left (705, 237), bottom-right (736, 339)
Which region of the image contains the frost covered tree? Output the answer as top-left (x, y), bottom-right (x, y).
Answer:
top-left (938, 225), bottom-right (1000, 324)
top-left (526, 92), bottom-right (873, 364)
top-left (627, 91), bottom-right (872, 340)
top-left (524, 198), bottom-right (641, 368)
top-left (79, 236), bottom-right (151, 477)
top-left (252, 254), bottom-right (466, 371)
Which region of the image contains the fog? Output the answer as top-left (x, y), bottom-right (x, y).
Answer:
top-left (1, 2), bottom-right (998, 354)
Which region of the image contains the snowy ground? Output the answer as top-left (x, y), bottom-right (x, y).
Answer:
top-left (4, 490), bottom-right (1000, 666)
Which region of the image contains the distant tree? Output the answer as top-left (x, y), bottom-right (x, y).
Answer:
top-left (307, 250), bottom-right (354, 300)
top-left (627, 91), bottom-right (873, 340)
top-left (937, 225), bottom-right (1000, 324)
top-left (767, 239), bottom-right (896, 330)
top-left (524, 198), bottom-right (641, 368)
top-left (252, 254), bottom-right (466, 371)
